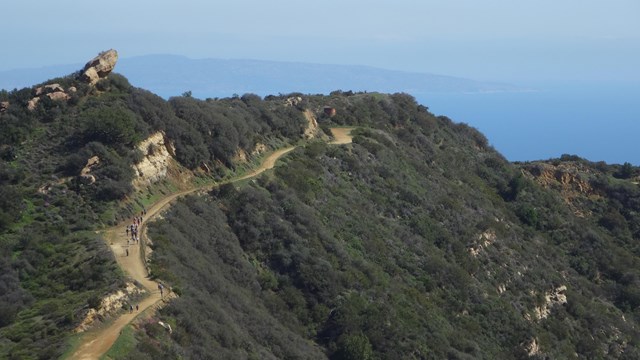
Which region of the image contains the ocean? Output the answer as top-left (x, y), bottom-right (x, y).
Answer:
top-left (416, 82), bottom-right (640, 165)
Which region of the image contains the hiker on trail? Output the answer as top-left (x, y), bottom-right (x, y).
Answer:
top-left (126, 227), bottom-right (129, 236)
top-left (136, 304), bottom-right (139, 311)
top-left (158, 283), bottom-right (164, 297)
top-left (129, 304), bottom-right (133, 313)
top-left (126, 248), bottom-right (129, 256)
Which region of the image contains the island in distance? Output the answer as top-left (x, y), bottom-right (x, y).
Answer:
top-left (0, 54), bottom-right (522, 99)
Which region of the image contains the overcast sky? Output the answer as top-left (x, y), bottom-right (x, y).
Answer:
top-left (3, 0), bottom-right (639, 83)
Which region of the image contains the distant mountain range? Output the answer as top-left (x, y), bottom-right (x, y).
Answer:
top-left (0, 54), bottom-right (521, 98)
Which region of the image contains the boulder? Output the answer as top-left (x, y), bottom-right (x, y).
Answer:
top-left (80, 49), bottom-right (118, 84)
top-left (81, 49), bottom-right (118, 85)
top-left (27, 97), bottom-right (40, 111)
top-left (35, 83), bottom-right (65, 96)
top-left (46, 91), bottom-right (70, 101)
top-left (81, 156), bottom-right (100, 176)
top-left (82, 67), bottom-right (100, 85)
top-left (0, 101), bottom-right (8, 112)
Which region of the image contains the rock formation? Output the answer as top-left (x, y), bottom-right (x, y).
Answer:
top-left (303, 109), bottom-right (320, 139)
top-left (27, 83), bottom-right (71, 111)
top-left (73, 282), bottom-right (144, 333)
top-left (0, 101), bottom-right (9, 113)
top-left (526, 285), bottom-right (568, 322)
top-left (132, 132), bottom-right (176, 187)
top-left (27, 97), bottom-right (40, 111)
top-left (80, 155), bottom-right (100, 184)
top-left (81, 49), bottom-right (118, 85)
top-left (35, 83), bottom-right (64, 96)
top-left (523, 162), bottom-right (601, 217)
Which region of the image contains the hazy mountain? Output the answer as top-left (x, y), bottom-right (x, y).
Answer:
top-left (0, 55), bottom-right (521, 98)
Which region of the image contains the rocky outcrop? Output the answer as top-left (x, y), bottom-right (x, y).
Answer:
top-left (27, 83), bottom-right (71, 111)
top-left (523, 337), bottom-right (541, 357)
top-left (133, 132), bottom-right (176, 187)
top-left (35, 83), bottom-right (64, 96)
top-left (0, 101), bottom-right (8, 113)
top-left (74, 282), bottom-right (145, 333)
top-left (27, 97), bottom-right (40, 111)
top-left (233, 143), bottom-right (268, 164)
top-left (523, 162), bottom-right (601, 217)
top-left (303, 109), bottom-right (320, 139)
top-left (80, 155), bottom-right (100, 184)
top-left (468, 229), bottom-right (497, 257)
top-left (46, 91), bottom-right (70, 102)
top-left (526, 285), bottom-right (567, 322)
top-left (81, 49), bottom-right (118, 85)
top-left (284, 96), bottom-right (302, 107)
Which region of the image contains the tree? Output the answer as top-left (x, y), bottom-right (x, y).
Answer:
top-left (334, 333), bottom-right (373, 360)
top-left (79, 106), bottom-right (140, 145)
top-left (615, 162), bottom-right (634, 179)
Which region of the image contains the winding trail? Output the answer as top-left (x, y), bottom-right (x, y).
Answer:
top-left (69, 128), bottom-right (353, 359)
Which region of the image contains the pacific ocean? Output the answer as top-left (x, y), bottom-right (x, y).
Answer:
top-left (417, 82), bottom-right (640, 165)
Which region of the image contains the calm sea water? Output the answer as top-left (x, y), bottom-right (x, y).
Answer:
top-left (417, 83), bottom-right (640, 165)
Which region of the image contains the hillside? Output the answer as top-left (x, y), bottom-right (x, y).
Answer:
top-left (124, 95), bottom-right (640, 359)
top-left (0, 51), bottom-right (320, 359)
top-left (1, 53), bottom-right (639, 359)
top-left (0, 55), bottom-right (521, 99)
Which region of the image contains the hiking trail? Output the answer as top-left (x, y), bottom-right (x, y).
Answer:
top-left (68, 128), bottom-right (353, 359)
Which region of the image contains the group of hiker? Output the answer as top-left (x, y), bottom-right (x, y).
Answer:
top-left (124, 208), bottom-right (146, 256)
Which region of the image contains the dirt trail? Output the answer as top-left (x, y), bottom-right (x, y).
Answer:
top-left (329, 127), bottom-right (354, 144)
top-left (69, 129), bottom-right (352, 359)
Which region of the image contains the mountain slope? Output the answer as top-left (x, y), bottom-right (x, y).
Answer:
top-left (1, 65), bottom-right (639, 359)
top-left (125, 93), bottom-right (640, 359)
top-left (0, 67), bottom-right (318, 358)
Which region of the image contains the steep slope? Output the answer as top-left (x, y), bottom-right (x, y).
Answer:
top-left (121, 93), bottom-right (640, 359)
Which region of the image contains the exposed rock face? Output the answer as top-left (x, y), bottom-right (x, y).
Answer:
top-left (133, 131), bottom-right (176, 187)
top-left (526, 285), bottom-right (568, 322)
top-left (469, 229), bottom-right (497, 257)
top-left (303, 109), bottom-right (320, 139)
top-left (252, 143), bottom-right (267, 155)
top-left (27, 97), bottom-right (40, 111)
top-left (232, 143), bottom-right (267, 164)
top-left (80, 155), bottom-right (100, 184)
top-left (74, 282), bottom-right (144, 333)
top-left (81, 49), bottom-right (118, 85)
top-left (35, 83), bottom-right (64, 96)
top-left (28, 83), bottom-right (70, 111)
top-left (0, 101), bottom-right (8, 112)
top-left (284, 96), bottom-right (302, 107)
top-left (524, 337), bottom-right (541, 357)
top-left (46, 91), bottom-right (70, 101)
top-left (523, 162), bottom-right (601, 217)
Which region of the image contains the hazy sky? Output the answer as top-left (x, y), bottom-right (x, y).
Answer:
top-left (3, 0), bottom-right (639, 83)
